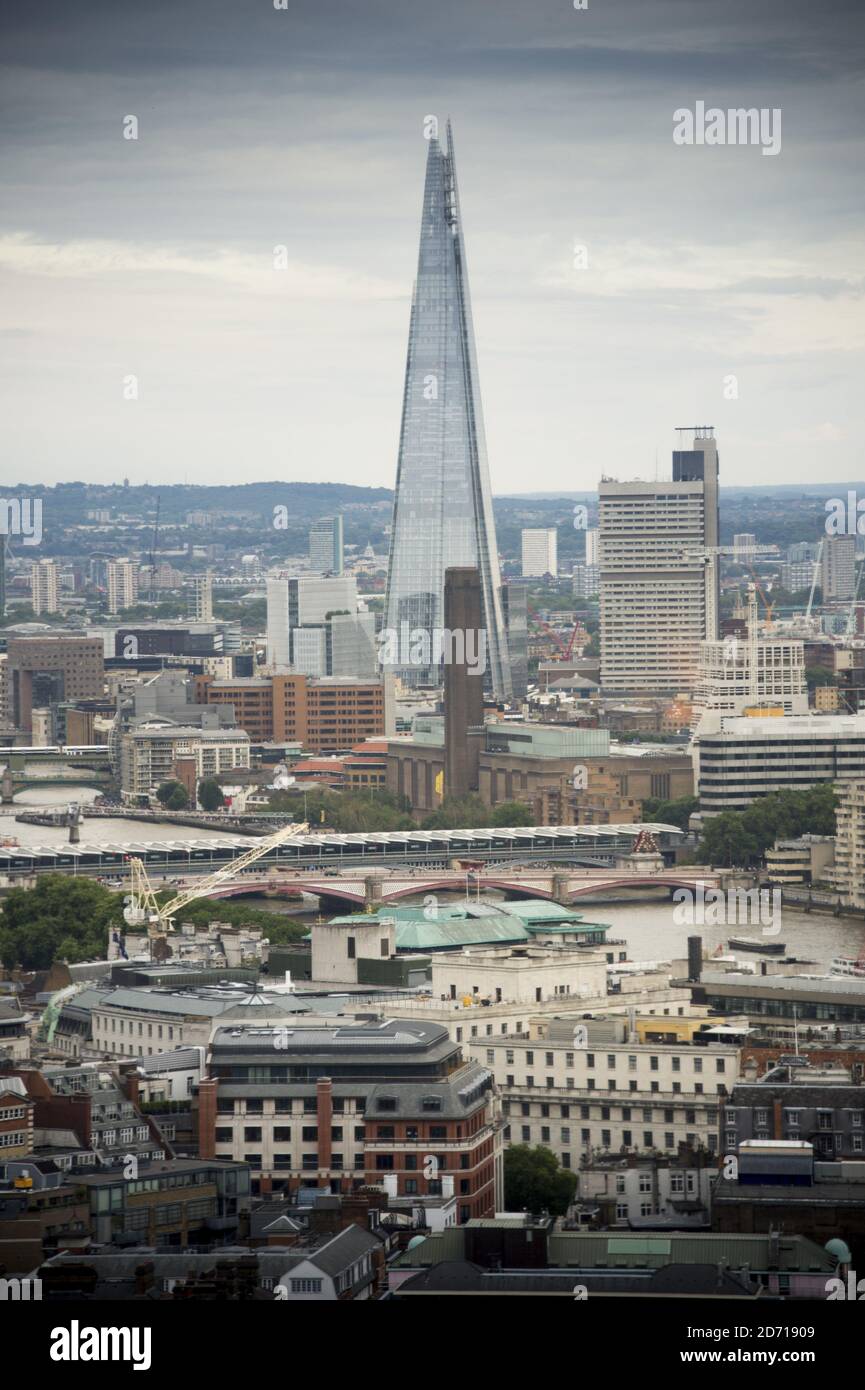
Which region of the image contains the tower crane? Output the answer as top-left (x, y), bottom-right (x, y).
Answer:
top-left (123, 819), bottom-right (310, 955)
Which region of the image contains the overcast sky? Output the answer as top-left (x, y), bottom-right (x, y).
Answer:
top-left (1, 0), bottom-right (863, 493)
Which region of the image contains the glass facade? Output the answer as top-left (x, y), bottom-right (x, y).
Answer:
top-left (385, 122), bottom-right (511, 698)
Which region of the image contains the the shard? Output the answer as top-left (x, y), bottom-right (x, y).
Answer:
top-left (384, 120), bottom-right (512, 700)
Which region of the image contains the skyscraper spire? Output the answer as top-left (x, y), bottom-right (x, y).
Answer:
top-left (384, 121), bottom-right (511, 699)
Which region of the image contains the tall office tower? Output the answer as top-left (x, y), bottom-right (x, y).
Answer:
top-left (0, 538), bottom-right (6, 620)
top-left (31, 558), bottom-right (60, 615)
top-left (107, 559), bottom-right (139, 615)
top-left (266, 574), bottom-right (359, 670)
top-left (443, 568), bottom-right (484, 800)
top-left (500, 581), bottom-right (528, 703)
top-left (384, 122), bottom-right (511, 699)
top-left (584, 528), bottom-right (599, 566)
top-left (309, 516), bottom-right (344, 575)
top-left (188, 570), bottom-right (214, 622)
top-left (599, 427), bottom-right (720, 693)
top-left (521, 528), bottom-right (558, 579)
top-left (822, 535), bottom-right (857, 601)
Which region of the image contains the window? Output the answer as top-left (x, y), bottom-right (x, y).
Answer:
top-left (581, 1128), bottom-right (590, 1143)
top-left (525, 1051), bottom-right (534, 1065)
top-left (506, 1050), bottom-right (514, 1064)
top-left (347, 937), bottom-right (356, 959)
top-left (694, 1057), bottom-right (703, 1073)
top-left (526, 1076), bottom-right (534, 1088)
top-left (302, 1127), bottom-right (318, 1142)
top-left (628, 1055), bottom-right (637, 1071)
top-left (244, 1127), bottom-right (261, 1142)
top-left (429, 1126), bottom-right (447, 1139)
top-left (541, 1126), bottom-right (550, 1143)
top-left (378, 1097), bottom-right (398, 1113)
top-left (650, 1057), bottom-right (658, 1071)
top-left (375, 1155), bottom-right (394, 1170)
top-left (600, 1130), bottom-right (611, 1147)
top-left (665, 1132), bottom-right (674, 1149)
top-left (521, 1126), bottom-right (530, 1141)
top-left (586, 1054), bottom-right (594, 1068)
top-left (640, 1202), bottom-right (653, 1218)
top-left (486, 1050), bottom-right (494, 1064)
top-left (546, 1052), bottom-right (554, 1067)
top-left (215, 1127), bottom-right (232, 1143)
top-left (561, 1127), bottom-right (570, 1143)
top-left (616, 1203), bottom-right (628, 1219)
top-left (672, 1057), bottom-right (680, 1073)
top-left (377, 1126), bottom-right (395, 1139)
top-left (615, 1175), bottom-right (626, 1194)
top-left (643, 1131), bottom-right (653, 1147)
top-left (638, 1173), bottom-right (652, 1193)
top-left (607, 1055), bottom-right (616, 1069)
top-left (716, 1058), bottom-right (725, 1073)
top-left (290, 1278), bottom-right (322, 1294)
top-left (670, 1172), bottom-right (684, 1193)
top-left (421, 1097), bottom-right (442, 1112)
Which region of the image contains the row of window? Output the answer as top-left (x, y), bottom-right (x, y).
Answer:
top-left (489, 1050), bottom-right (727, 1073)
top-left (504, 1076), bottom-right (726, 1096)
top-left (507, 1126), bottom-right (717, 1152)
top-left (504, 1101), bottom-right (718, 1123)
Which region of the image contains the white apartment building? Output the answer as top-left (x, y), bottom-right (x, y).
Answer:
top-left (107, 559), bottom-right (139, 614)
top-left (189, 571), bottom-right (214, 622)
top-left (584, 528), bottom-right (599, 567)
top-left (521, 528), bottom-right (558, 579)
top-left (822, 535), bottom-right (856, 602)
top-left (693, 633), bottom-right (808, 724)
top-left (469, 1023), bottom-right (736, 1170)
top-left (120, 723), bottom-right (250, 801)
top-left (599, 430), bottom-right (719, 694)
top-left (430, 946), bottom-right (608, 1007)
top-left (576, 1157), bottom-right (714, 1227)
top-left (30, 558), bottom-right (60, 615)
top-left (832, 778), bottom-right (865, 908)
top-left (694, 712), bottom-right (865, 812)
top-left (571, 562), bottom-right (600, 599)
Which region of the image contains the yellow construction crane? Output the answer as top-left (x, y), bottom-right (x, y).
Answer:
top-left (123, 820), bottom-right (310, 955)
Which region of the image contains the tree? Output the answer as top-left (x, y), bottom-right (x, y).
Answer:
top-left (489, 801), bottom-right (535, 827)
top-left (421, 795), bottom-right (490, 830)
top-left (197, 778), bottom-right (224, 812)
top-left (0, 876), bottom-right (123, 969)
top-left (503, 1144), bottom-right (577, 1216)
top-left (697, 785), bottom-right (838, 866)
top-left (156, 780), bottom-right (188, 811)
top-left (641, 796), bottom-right (699, 832)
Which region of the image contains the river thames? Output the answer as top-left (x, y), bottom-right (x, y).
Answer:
top-left (5, 781), bottom-right (863, 973)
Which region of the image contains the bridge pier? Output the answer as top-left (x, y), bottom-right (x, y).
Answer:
top-left (552, 872), bottom-right (571, 905)
top-left (1, 768), bottom-right (13, 805)
top-left (365, 875), bottom-right (383, 911)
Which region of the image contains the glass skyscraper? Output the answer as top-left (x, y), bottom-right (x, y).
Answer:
top-left (384, 121), bottom-right (511, 699)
